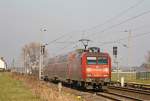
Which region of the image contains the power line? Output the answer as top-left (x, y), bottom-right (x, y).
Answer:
top-left (97, 31), bottom-right (150, 46)
top-left (46, 0), bottom-right (144, 46)
top-left (45, 0), bottom-right (147, 56)
top-left (87, 9), bottom-right (150, 38)
top-left (83, 0), bottom-right (144, 32)
top-left (50, 29), bottom-right (150, 55)
top-left (131, 24), bottom-right (150, 31)
top-left (50, 30), bottom-right (150, 55)
top-left (47, 30), bottom-right (81, 45)
top-left (49, 31), bottom-right (150, 57)
top-left (48, 0), bottom-right (147, 46)
top-left (52, 41), bottom-right (80, 57)
top-left (53, 41), bottom-right (77, 44)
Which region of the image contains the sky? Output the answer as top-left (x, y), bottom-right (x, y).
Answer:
top-left (0, 0), bottom-right (150, 67)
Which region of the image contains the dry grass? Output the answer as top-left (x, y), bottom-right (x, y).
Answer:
top-left (10, 73), bottom-right (84, 101)
top-left (0, 72), bottom-right (40, 101)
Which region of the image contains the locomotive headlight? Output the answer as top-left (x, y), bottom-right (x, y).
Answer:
top-left (103, 68), bottom-right (109, 72)
top-left (87, 73), bottom-right (92, 77)
top-left (86, 68), bottom-right (92, 72)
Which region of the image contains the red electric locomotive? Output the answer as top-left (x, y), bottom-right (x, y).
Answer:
top-left (43, 47), bottom-right (111, 90)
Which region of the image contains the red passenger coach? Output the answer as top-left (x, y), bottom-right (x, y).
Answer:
top-left (43, 47), bottom-right (111, 90)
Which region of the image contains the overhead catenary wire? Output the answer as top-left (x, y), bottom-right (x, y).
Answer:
top-left (47, 2), bottom-right (149, 49)
top-left (87, 9), bottom-right (150, 38)
top-left (49, 30), bottom-right (150, 58)
top-left (97, 31), bottom-right (150, 46)
top-left (53, 23), bottom-right (150, 45)
top-left (58, 9), bottom-right (150, 49)
top-left (45, 0), bottom-right (149, 57)
top-left (46, 30), bottom-right (82, 45)
top-left (50, 29), bottom-right (150, 56)
top-left (46, 0), bottom-right (144, 46)
top-left (53, 41), bottom-right (77, 44)
top-left (82, 0), bottom-right (144, 32)
top-left (51, 41), bottom-right (80, 57)
top-left (131, 24), bottom-right (150, 31)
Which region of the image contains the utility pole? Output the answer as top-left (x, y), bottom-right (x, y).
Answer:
top-left (12, 58), bottom-right (15, 72)
top-left (116, 61), bottom-right (119, 82)
top-left (128, 30), bottom-right (132, 80)
top-left (24, 49), bottom-right (28, 74)
top-left (39, 26), bottom-right (47, 80)
top-left (128, 30), bottom-right (132, 72)
top-left (125, 30), bottom-right (132, 71)
top-left (27, 53), bottom-right (31, 74)
top-left (39, 44), bottom-right (47, 80)
top-left (39, 44), bottom-right (42, 80)
top-left (23, 49), bottom-right (26, 73)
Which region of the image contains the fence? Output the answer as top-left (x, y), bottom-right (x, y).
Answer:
top-left (10, 67), bottom-right (150, 81)
top-left (111, 72), bottom-right (136, 82)
top-left (112, 72), bottom-right (150, 82)
top-left (136, 72), bottom-right (150, 80)
top-left (11, 67), bottom-right (39, 76)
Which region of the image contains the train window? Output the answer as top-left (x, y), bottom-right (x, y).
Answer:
top-left (87, 57), bottom-right (97, 65)
top-left (98, 57), bottom-right (108, 64)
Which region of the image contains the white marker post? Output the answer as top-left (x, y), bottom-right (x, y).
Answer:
top-left (58, 82), bottom-right (62, 93)
top-left (121, 77), bottom-right (124, 87)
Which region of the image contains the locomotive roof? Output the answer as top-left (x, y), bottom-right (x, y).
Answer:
top-left (49, 49), bottom-right (109, 59)
top-left (73, 49), bottom-right (109, 56)
top-left (86, 52), bottom-right (109, 57)
top-left (48, 48), bottom-right (110, 64)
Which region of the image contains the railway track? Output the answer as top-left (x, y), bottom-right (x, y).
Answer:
top-left (97, 92), bottom-right (143, 101)
top-left (45, 80), bottom-right (150, 101)
top-left (12, 73), bottom-right (150, 101)
top-left (69, 85), bottom-right (150, 100)
top-left (45, 81), bottom-right (135, 101)
top-left (110, 81), bottom-right (150, 90)
top-left (78, 90), bottom-right (145, 101)
top-left (107, 86), bottom-right (150, 100)
top-left (108, 86), bottom-right (150, 95)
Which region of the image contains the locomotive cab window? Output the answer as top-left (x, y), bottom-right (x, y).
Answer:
top-left (98, 57), bottom-right (108, 64)
top-left (87, 57), bottom-right (97, 64)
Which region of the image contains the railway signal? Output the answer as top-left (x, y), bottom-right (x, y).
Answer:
top-left (41, 45), bottom-right (46, 55)
top-left (113, 46), bottom-right (118, 58)
top-left (113, 46), bottom-right (119, 81)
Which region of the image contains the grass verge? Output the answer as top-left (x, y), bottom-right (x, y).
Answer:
top-left (0, 72), bottom-right (40, 101)
top-left (10, 72), bottom-right (84, 101)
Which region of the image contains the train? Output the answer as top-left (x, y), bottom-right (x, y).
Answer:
top-left (43, 47), bottom-right (111, 90)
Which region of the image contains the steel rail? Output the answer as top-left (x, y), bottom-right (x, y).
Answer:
top-left (108, 86), bottom-right (150, 95)
top-left (101, 92), bottom-right (143, 101)
top-left (96, 93), bottom-right (122, 101)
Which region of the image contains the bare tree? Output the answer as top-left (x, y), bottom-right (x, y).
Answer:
top-left (21, 42), bottom-right (48, 74)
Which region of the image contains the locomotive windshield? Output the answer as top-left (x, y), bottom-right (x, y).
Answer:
top-left (98, 57), bottom-right (108, 64)
top-left (87, 57), bottom-right (97, 64)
